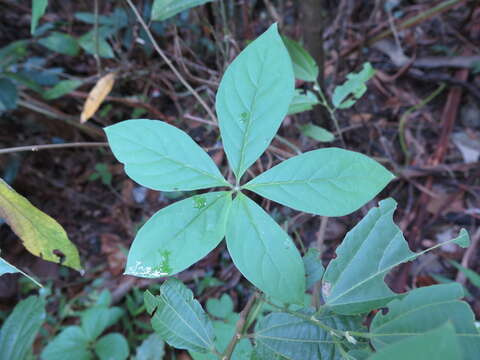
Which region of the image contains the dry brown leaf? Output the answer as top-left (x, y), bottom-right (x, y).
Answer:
top-left (80, 72), bottom-right (115, 123)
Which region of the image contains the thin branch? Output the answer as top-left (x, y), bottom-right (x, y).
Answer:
top-left (0, 142), bottom-right (108, 155)
top-left (124, 0), bottom-right (218, 123)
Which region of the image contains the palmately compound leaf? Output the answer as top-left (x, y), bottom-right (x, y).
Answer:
top-left (0, 296), bottom-right (46, 360)
top-left (368, 322), bottom-right (462, 360)
top-left (145, 279), bottom-right (216, 353)
top-left (94, 333), bottom-right (129, 360)
top-left (105, 120), bottom-right (229, 191)
top-left (244, 148), bottom-right (394, 216)
top-left (216, 23), bottom-right (295, 180)
top-left (226, 193), bottom-right (305, 304)
top-left (0, 178), bottom-right (82, 270)
top-left (287, 90), bottom-right (320, 116)
top-left (282, 36), bottom-right (318, 82)
top-left (322, 198), bottom-right (470, 315)
top-left (125, 191), bottom-right (231, 277)
top-left (332, 63), bottom-right (375, 109)
top-left (0, 253), bottom-right (42, 287)
top-left (253, 310), bottom-right (364, 360)
top-left (370, 283), bottom-right (480, 359)
top-left (151, 0), bottom-right (215, 22)
top-left (41, 326), bottom-right (92, 360)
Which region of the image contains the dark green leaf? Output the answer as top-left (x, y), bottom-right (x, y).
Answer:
top-left (43, 79), bottom-right (82, 100)
top-left (38, 32), bottom-right (79, 56)
top-left (282, 36), bottom-right (318, 82)
top-left (41, 326), bottom-right (92, 360)
top-left (0, 296), bottom-right (45, 360)
top-left (31, 0), bottom-right (48, 34)
top-left (151, 0), bottom-right (215, 21)
top-left (0, 78), bottom-right (18, 111)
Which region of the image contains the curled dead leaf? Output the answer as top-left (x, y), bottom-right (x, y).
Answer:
top-left (80, 72), bottom-right (115, 123)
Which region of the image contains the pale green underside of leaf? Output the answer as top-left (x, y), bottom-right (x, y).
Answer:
top-left (282, 36), bottom-right (318, 82)
top-left (322, 198), bottom-right (469, 315)
top-left (370, 283), bottom-right (480, 360)
top-left (244, 148), bottom-right (394, 216)
top-left (216, 23), bottom-right (295, 179)
top-left (105, 119), bottom-right (228, 191)
top-left (226, 193), bottom-right (305, 304)
top-left (253, 310), bottom-right (364, 360)
top-left (125, 191), bottom-right (231, 277)
top-left (368, 323), bottom-right (462, 360)
top-left (0, 296), bottom-right (46, 360)
top-left (147, 279), bottom-right (216, 353)
top-left (288, 90), bottom-right (320, 116)
top-left (0, 254), bottom-right (42, 287)
top-left (151, 0), bottom-right (215, 22)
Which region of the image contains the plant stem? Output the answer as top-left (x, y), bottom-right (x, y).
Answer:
top-left (315, 82), bottom-right (345, 146)
top-left (0, 142), bottom-right (108, 155)
top-left (124, 0), bottom-right (218, 123)
top-left (222, 292), bottom-right (260, 359)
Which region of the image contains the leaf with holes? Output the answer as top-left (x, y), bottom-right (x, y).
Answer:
top-left (125, 191), bottom-right (231, 278)
top-left (226, 193), bottom-right (305, 304)
top-left (332, 63), bottom-right (375, 109)
top-left (105, 120), bottom-right (229, 191)
top-left (244, 148), bottom-right (394, 216)
top-left (0, 178), bottom-right (81, 270)
top-left (322, 198), bottom-right (470, 315)
top-left (145, 279), bottom-right (216, 353)
top-left (216, 23), bottom-right (295, 179)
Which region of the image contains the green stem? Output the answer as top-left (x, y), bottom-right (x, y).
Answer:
top-left (315, 82), bottom-right (346, 146)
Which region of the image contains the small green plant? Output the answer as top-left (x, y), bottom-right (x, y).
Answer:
top-left (105, 24), bottom-right (394, 304)
top-left (41, 291), bottom-right (129, 360)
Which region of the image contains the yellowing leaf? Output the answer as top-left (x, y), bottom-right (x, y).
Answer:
top-left (81, 72), bottom-right (115, 123)
top-left (0, 178), bottom-right (81, 270)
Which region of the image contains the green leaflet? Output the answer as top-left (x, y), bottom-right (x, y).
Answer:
top-left (303, 248), bottom-right (324, 290)
top-left (41, 326), bottom-right (92, 360)
top-left (145, 279), bottom-right (216, 353)
top-left (136, 334), bottom-right (165, 360)
top-left (226, 193), bottom-right (305, 304)
top-left (0, 77), bottom-right (18, 111)
top-left (38, 32), bottom-right (79, 56)
top-left (282, 36), bottom-right (318, 82)
top-left (332, 63), bottom-right (375, 109)
top-left (81, 306), bottom-right (124, 341)
top-left (151, 0), bottom-right (215, 21)
top-left (125, 191), bottom-right (231, 277)
top-left (44, 79), bottom-right (82, 100)
top-left (94, 333), bottom-right (129, 360)
top-left (244, 148), bottom-right (394, 216)
top-left (299, 123), bottom-right (334, 142)
top-left (368, 323), bottom-right (462, 360)
top-left (78, 28), bottom-right (115, 58)
top-left (216, 24), bottom-right (295, 180)
top-left (287, 90), bottom-right (320, 115)
top-left (105, 120), bottom-right (229, 191)
top-left (370, 283), bottom-right (480, 359)
top-left (0, 296), bottom-right (46, 360)
top-left (0, 253), bottom-right (42, 287)
top-left (253, 310), bottom-right (364, 360)
top-left (206, 294), bottom-right (234, 319)
top-left (322, 198), bottom-right (470, 315)
top-left (31, 0), bottom-right (48, 34)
